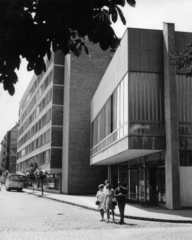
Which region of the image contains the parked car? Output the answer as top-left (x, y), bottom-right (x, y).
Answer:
top-left (5, 174), bottom-right (25, 192)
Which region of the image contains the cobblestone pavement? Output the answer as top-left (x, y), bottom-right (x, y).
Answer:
top-left (0, 187), bottom-right (192, 240)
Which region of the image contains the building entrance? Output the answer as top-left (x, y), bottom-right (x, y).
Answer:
top-left (110, 152), bottom-right (166, 206)
top-left (148, 169), bottom-right (158, 205)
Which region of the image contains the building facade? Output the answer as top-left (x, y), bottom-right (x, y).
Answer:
top-left (17, 43), bottom-right (112, 194)
top-left (90, 23), bottom-right (192, 209)
top-left (1, 124), bottom-right (18, 174)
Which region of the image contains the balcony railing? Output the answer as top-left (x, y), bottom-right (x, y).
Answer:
top-left (90, 121), bottom-right (165, 157)
top-left (129, 121), bottom-right (165, 136)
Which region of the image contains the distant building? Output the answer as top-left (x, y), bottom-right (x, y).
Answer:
top-left (90, 23), bottom-right (192, 209)
top-left (16, 43), bottom-right (112, 194)
top-left (1, 124), bottom-right (18, 174)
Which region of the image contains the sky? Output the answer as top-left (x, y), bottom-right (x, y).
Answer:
top-left (0, 0), bottom-right (192, 148)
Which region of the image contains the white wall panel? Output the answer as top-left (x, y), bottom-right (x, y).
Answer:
top-left (180, 167), bottom-right (192, 207)
top-left (91, 30), bottom-right (128, 121)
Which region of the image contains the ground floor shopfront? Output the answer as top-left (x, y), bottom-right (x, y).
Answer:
top-left (109, 151), bottom-right (166, 206)
top-left (26, 173), bottom-right (61, 193)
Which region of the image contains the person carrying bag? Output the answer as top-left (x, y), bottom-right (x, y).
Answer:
top-left (96, 184), bottom-right (106, 221)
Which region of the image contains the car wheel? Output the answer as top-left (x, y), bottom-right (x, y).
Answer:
top-left (17, 189), bottom-right (22, 192)
top-left (6, 188), bottom-right (10, 191)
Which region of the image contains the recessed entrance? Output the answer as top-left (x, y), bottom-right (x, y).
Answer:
top-left (110, 152), bottom-right (166, 206)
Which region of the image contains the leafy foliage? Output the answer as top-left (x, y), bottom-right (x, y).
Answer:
top-left (0, 0), bottom-right (136, 95)
top-left (2, 170), bottom-right (9, 181)
top-left (35, 168), bottom-right (48, 195)
top-left (23, 158), bottom-right (38, 191)
top-left (172, 42), bottom-right (192, 77)
top-left (25, 158), bottom-right (38, 180)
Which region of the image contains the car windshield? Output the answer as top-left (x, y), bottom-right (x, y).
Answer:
top-left (9, 175), bottom-right (24, 182)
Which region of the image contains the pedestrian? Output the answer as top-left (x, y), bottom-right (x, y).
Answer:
top-left (114, 181), bottom-right (128, 224)
top-left (103, 179), bottom-right (109, 193)
top-left (96, 184), bottom-right (106, 221)
top-left (104, 184), bottom-right (115, 223)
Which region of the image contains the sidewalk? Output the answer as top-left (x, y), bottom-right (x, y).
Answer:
top-left (24, 188), bottom-right (192, 223)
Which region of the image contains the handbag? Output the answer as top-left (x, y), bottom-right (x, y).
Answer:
top-left (95, 200), bottom-right (100, 205)
top-left (112, 197), bottom-right (117, 206)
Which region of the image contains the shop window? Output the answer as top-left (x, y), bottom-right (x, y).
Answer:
top-left (130, 169), bottom-right (138, 200)
top-left (130, 158), bottom-right (141, 169)
top-left (180, 151), bottom-right (192, 166)
top-left (160, 152), bottom-right (165, 166)
top-left (145, 153), bottom-right (160, 168)
top-left (111, 164), bottom-right (118, 173)
top-left (119, 162), bottom-right (128, 172)
top-left (189, 152), bottom-right (192, 166)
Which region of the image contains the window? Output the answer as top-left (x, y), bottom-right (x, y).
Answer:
top-left (180, 151), bottom-right (192, 166)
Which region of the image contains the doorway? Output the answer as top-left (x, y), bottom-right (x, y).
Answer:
top-left (148, 169), bottom-right (158, 205)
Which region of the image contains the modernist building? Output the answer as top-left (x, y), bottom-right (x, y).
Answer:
top-left (16, 43), bottom-right (112, 194)
top-left (1, 124), bottom-right (18, 174)
top-left (90, 23), bottom-right (192, 209)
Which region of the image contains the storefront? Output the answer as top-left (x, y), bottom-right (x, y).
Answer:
top-left (44, 174), bottom-right (61, 192)
top-left (29, 173), bottom-right (61, 193)
top-left (110, 152), bottom-right (165, 206)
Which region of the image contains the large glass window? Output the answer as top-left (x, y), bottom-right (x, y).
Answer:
top-left (110, 164), bottom-right (118, 189)
top-left (91, 73), bottom-right (128, 154)
top-left (180, 151), bottom-right (192, 166)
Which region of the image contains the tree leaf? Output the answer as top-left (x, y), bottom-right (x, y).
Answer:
top-left (8, 84), bottom-right (15, 96)
top-left (127, 0), bottom-right (136, 7)
top-left (116, 6), bottom-right (126, 25)
top-left (111, 8), bottom-right (118, 23)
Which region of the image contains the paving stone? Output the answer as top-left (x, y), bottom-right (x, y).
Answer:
top-left (0, 187), bottom-right (192, 240)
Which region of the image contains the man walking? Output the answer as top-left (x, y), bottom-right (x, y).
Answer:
top-left (114, 181), bottom-right (128, 224)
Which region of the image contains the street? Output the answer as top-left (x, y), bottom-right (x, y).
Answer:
top-left (0, 186), bottom-right (192, 240)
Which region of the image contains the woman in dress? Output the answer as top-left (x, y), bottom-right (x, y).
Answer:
top-left (104, 184), bottom-right (115, 223)
top-left (96, 184), bottom-right (105, 221)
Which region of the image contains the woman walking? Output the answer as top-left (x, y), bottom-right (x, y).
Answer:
top-left (104, 184), bottom-right (115, 223)
top-left (96, 184), bottom-right (106, 221)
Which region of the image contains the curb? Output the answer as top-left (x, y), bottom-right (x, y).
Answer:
top-left (25, 190), bottom-right (192, 224)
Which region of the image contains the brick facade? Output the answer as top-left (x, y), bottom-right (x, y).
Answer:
top-left (62, 43), bottom-right (113, 194)
top-left (51, 148), bottom-right (62, 169)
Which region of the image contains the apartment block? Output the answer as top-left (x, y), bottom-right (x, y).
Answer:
top-left (17, 43), bottom-right (112, 194)
top-left (1, 124), bottom-right (18, 174)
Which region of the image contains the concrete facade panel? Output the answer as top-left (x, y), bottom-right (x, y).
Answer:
top-left (130, 29), bottom-right (140, 49)
top-left (175, 32), bottom-right (186, 75)
top-left (52, 106), bottom-right (63, 126)
top-left (91, 137), bottom-right (128, 165)
top-left (51, 127), bottom-right (63, 147)
top-left (91, 32), bottom-right (128, 121)
top-left (53, 66), bottom-right (64, 85)
top-left (50, 148), bottom-right (62, 169)
top-left (140, 50), bottom-right (149, 71)
top-left (130, 49), bottom-right (140, 71)
top-left (184, 33), bottom-right (192, 73)
top-left (62, 43), bottom-right (111, 194)
top-left (128, 136), bottom-right (166, 150)
top-left (54, 50), bottom-right (65, 65)
top-left (175, 32), bottom-right (185, 53)
top-left (149, 30), bottom-right (161, 50)
top-left (52, 85), bottom-right (64, 105)
top-left (140, 30), bottom-right (149, 50)
top-left (180, 167), bottom-right (192, 207)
